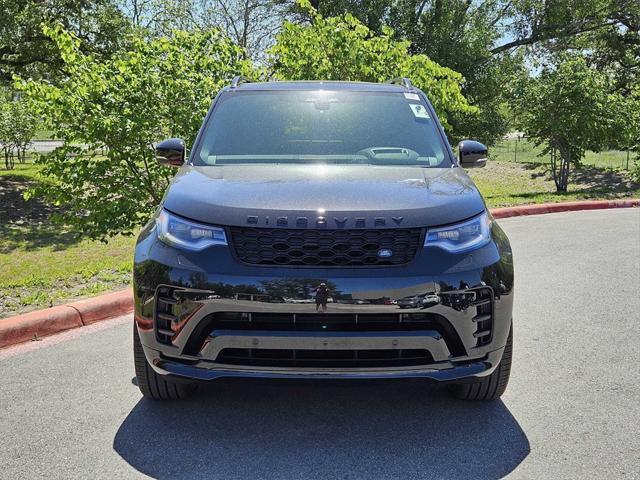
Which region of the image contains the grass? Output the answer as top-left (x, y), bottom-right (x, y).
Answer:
top-left (0, 153), bottom-right (638, 318)
top-left (492, 138), bottom-right (634, 170)
top-left (0, 158), bottom-right (42, 181)
top-left (469, 161), bottom-right (638, 207)
top-left (0, 158), bottom-right (135, 317)
top-left (0, 237), bottom-right (134, 317)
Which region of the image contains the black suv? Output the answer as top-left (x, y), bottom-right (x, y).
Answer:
top-left (133, 78), bottom-right (514, 401)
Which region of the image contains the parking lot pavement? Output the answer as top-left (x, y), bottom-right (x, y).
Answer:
top-left (0, 208), bottom-right (639, 479)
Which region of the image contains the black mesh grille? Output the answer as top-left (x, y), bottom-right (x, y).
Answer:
top-left (217, 348), bottom-right (434, 368)
top-left (228, 227), bottom-right (423, 266)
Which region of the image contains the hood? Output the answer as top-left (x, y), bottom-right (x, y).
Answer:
top-left (162, 164), bottom-right (485, 229)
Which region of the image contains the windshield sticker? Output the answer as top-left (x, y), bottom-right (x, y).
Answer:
top-left (409, 103), bottom-right (430, 119)
top-left (404, 93), bottom-right (420, 101)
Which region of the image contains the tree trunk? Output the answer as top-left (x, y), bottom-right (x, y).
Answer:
top-left (550, 145), bottom-right (570, 192)
top-left (4, 148), bottom-right (14, 170)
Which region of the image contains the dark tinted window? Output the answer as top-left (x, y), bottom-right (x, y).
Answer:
top-left (195, 90), bottom-right (450, 167)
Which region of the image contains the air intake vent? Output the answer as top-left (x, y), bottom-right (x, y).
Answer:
top-left (471, 287), bottom-right (494, 346)
top-left (154, 287), bottom-right (178, 345)
top-left (228, 227), bottom-right (423, 267)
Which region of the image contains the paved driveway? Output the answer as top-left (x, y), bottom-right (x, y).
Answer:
top-left (1, 209), bottom-right (639, 479)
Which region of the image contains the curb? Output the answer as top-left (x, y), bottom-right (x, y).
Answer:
top-left (0, 306), bottom-right (84, 349)
top-left (0, 289), bottom-right (133, 349)
top-left (1, 198), bottom-right (638, 350)
top-left (68, 289), bottom-right (133, 325)
top-left (490, 198), bottom-right (640, 219)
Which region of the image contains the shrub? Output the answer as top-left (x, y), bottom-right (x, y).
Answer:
top-left (17, 25), bottom-right (255, 239)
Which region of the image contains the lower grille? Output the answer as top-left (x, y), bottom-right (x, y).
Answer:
top-left (183, 311), bottom-right (465, 357)
top-left (228, 227), bottom-right (423, 266)
top-left (217, 348), bottom-right (434, 368)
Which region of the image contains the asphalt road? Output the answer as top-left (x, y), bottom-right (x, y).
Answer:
top-left (1, 209), bottom-right (639, 480)
top-left (29, 140), bottom-right (64, 153)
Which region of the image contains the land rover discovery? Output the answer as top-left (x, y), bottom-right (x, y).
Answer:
top-left (133, 77), bottom-right (514, 401)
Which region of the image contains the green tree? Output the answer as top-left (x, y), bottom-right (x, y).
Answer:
top-left (278, 0), bottom-right (527, 143)
top-left (386, 0), bottom-right (526, 144)
top-left (627, 85), bottom-right (640, 182)
top-left (514, 55), bottom-right (636, 192)
top-left (282, 0), bottom-right (638, 143)
top-left (491, 0), bottom-right (636, 55)
top-left (17, 25), bottom-right (255, 239)
top-left (0, 92), bottom-right (39, 169)
top-left (0, 93), bottom-right (12, 168)
top-left (268, 0), bottom-right (476, 132)
top-left (579, 0), bottom-right (640, 94)
top-left (0, 0), bottom-right (131, 83)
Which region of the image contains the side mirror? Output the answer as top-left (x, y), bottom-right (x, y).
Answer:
top-left (458, 140), bottom-right (488, 168)
top-left (156, 138), bottom-right (185, 167)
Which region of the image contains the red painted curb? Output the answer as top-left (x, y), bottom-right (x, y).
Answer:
top-left (71, 289), bottom-right (134, 325)
top-left (1, 198), bottom-right (638, 350)
top-left (0, 288), bottom-right (133, 349)
top-left (0, 305), bottom-right (83, 349)
top-left (491, 199), bottom-right (640, 219)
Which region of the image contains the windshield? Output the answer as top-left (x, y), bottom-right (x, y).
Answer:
top-left (194, 89), bottom-right (451, 167)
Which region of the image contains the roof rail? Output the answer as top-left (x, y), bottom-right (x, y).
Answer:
top-left (230, 76), bottom-right (256, 88)
top-left (385, 77), bottom-right (414, 90)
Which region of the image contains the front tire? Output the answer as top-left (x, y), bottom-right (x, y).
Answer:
top-left (133, 324), bottom-right (194, 400)
top-left (448, 324), bottom-right (513, 401)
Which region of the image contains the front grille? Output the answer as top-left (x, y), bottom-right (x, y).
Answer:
top-left (183, 312), bottom-right (466, 357)
top-left (228, 227), bottom-right (423, 266)
top-left (217, 348), bottom-right (434, 368)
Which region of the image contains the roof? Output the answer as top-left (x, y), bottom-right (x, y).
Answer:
top-left (223, 79), bottom-right (417, 93)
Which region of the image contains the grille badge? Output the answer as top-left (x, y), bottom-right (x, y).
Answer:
top-left (377, 249), bottom-right (393, 258)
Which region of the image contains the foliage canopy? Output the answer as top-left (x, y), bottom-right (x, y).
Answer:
top-left (0, 0), bottom-right (130, 82)
top-left (18, 5), bottom-right (478, 238)
top-left (13, 0), bottom-right (640, 236)
top-left (268, 0), bottom-right (476, 131)
top-left (514, 55), bottom-right (638, 191)
top-left (17, 25), bottom-right (255, 239)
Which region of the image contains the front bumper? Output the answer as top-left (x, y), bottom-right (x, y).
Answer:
top-left (133, 220), bottom-right (514, 382)
top-left (146, 345), bottom-right (506, 382)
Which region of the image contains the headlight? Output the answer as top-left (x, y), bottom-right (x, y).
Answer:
top-left (424, 212), bottom-right (491, 253)
top-left (156, 209), bottom-right (227, 250)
